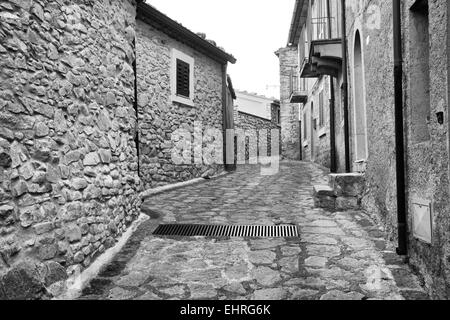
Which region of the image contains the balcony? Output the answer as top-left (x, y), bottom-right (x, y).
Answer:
top-left (310, 38), bottom-right (342, 77)
top-left (289, 73), bottom-right (308, 104)
top-left (300, 57), bottom-right (321, 78)
top-left (300, 39), bottom-right (342, 79)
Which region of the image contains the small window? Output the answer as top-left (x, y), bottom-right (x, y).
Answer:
top-left (171, 49), bottom-right (194, 107)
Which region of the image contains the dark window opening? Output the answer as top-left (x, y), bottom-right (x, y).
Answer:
top-left (409, 0), bottom-right (430, 143)
top-left (176, 59), bottom-right (190, 98)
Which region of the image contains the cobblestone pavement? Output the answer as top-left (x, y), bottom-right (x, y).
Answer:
top-left (79, 161), bottom-right (428, 300)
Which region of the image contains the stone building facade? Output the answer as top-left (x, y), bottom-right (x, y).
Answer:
top-left (276, 47), bottom-right (301, 161)
top-left (283, 0), bottom-right (450, 298)
top-left (0, 0), bottom-right (235, 299)
top-left (345, 0), bottom-right (450, 299)
top-left (233, 102), bottom-right (281, 161)
top-left (301, 76), bottom-right (334, 168)
top-left (136, 10), bottom-right (234, 188)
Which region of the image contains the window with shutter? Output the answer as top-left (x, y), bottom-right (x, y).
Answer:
top-left (170, 49), bottom-right (195, 107)
top-left (176, 59), bottom-right (190, 98)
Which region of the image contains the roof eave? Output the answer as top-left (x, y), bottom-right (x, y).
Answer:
top-left (137, 2), bottom-right (236, 65)
top-left (287, 0), bottom-right (308, 46)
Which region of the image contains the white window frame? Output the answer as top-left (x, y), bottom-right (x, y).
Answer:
top-left (170, 48), bottom-right (195, 107)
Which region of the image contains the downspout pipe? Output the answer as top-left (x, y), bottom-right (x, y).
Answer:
top-left (327, 0), bottom-right (337, 173)
top-left (222, 63), bottom-right (236, 172)
top-left (393, 0), bottom-right (408, 256)
top-left (222, 63), bottom-right (228, 170)
top-left (341, 0), bottom-right (351, 173)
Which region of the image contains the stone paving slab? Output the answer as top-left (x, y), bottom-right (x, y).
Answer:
top-left (79, 162), bottom-right (428, 300)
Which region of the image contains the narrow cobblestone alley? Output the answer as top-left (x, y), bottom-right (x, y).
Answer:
top-left (79, 161), bottom-right (428, 300)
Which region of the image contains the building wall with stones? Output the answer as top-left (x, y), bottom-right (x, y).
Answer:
top-left (345, 0), bottom-right (450, 298)
top-left (0, 0), bottom-right (141, 299)
top-left (276, 46), bottom-right (300, 161)
top-left (301, 76), bottom-right (332, 169)
top-left (136, 20), bottom-right (225, 189)
top-left (234, 108), bottom-right (281, 160)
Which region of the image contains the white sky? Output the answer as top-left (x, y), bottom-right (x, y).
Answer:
top-left (146, 0), bottom-right (296, 99)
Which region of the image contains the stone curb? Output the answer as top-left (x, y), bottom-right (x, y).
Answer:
top-left (53, 213), bottom-right (150, 300)
top-left (55, 172), bottom-right (234, 299)
top-left (140, 178), bottom-right (206, 200)
top-left (140, 170), bottom-right (232, 200)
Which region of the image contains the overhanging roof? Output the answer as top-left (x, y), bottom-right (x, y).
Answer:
top-left (137, 1), bottom-right (236, 65)
top-left (287, 0), bottom-right (309, 46)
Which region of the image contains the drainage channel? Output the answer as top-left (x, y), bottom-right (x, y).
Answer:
top-left (152, 224), bottom-right (300, 238)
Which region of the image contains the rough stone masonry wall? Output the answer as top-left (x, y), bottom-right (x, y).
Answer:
top-left (277, 46), bottom-right (300, 161)
top-left (0, 0), bottom-right (141, 299)
top-left (136, 20), bottom-right (224, 189)
top-left (234, 109), bottom-right (281, 160)
top-left (346, 0), bottom-right (450, 298)
top-left (401, 0), bottom-right (450, 299)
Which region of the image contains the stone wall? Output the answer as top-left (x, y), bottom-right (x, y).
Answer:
top-left (276, 46), bottom-right (300, 161)
top-left (136, 20), bottom-right (224, 189)
top-left (234, 109), bottom-right (281, 160)
top-left (0, 0), bottom-right (141, 299)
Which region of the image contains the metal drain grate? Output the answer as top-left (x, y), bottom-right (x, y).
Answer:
top-left (152, 224), bottom-right (299, 238)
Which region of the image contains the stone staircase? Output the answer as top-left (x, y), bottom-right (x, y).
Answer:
top-left (313, 173), bottom-right (365, 211)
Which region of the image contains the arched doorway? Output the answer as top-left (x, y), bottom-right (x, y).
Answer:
top-left (353, 30), bottom-right (368, 161)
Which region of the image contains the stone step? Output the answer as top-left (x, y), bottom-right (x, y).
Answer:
top-left (328, 173), bottom-right (365, 197)
top-left (313, 184), bottom-right (362, 212)
top-left (313, 185), bottom-right (336, 211)
top-left (313, 185), bottom-right (335, 197)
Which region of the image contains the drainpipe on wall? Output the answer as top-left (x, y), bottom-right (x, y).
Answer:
top-left (393, 0), bottom-right (408, 256)
top-left (222, 63), bottom-right (230, 171)
top-left (341, 0), bottom-right (351, 173)
top-left (327, 0), bottom-right (337, 173)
